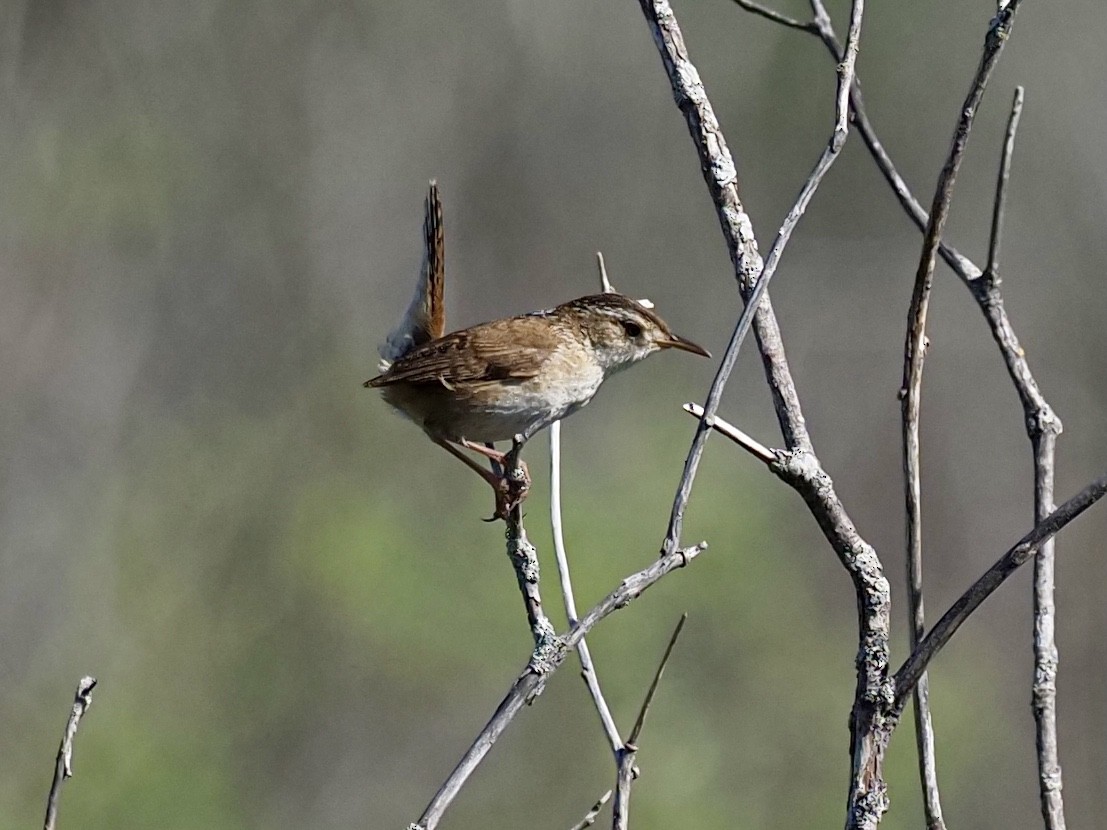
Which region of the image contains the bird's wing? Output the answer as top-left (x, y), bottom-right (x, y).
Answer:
top-left (365, 317), bottom-right (558, 388)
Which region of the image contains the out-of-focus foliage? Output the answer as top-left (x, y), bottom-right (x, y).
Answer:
top-left (1, 1), bottom-right (1104, 828)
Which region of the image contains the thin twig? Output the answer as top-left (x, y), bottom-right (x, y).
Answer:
top-left (596, 252), bottom-right (616, 293)
top-left (898, 7), bottom-right (1023, 828)
top-left (682, 403), bottom-right (777, 465)
top-left (569, 790), bottom-right (613, 830)
top-left (410, 542), bottom-right (707, 830)
top-left (731, 0), bottom-right (817, 33)
top-left (981, 86), bottom-right (1067, 830)
top-left (629, 613), bottom-right (687, 745)
top-left (986, 87), bottom-right (1024, 282)
top-left (44, 676), bottom-right (97, 830)
top-left (894, 470), bottom-right (1107, 709)
top-left (613, 614), bottom-right (689, 830)
top-left (550, 419), bottom-right (622, 754)
top-left (979, 88), bottom-right (1067, 829)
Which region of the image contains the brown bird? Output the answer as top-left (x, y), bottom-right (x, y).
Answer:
top-left (365, 291), bottom-right (710, 519)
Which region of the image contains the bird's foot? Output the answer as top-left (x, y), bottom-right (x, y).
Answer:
top-left (483, 461), bottom-right (531, 522)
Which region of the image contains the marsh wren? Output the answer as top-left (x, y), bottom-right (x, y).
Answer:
top-left (365, 291), bottom-right (710, 519)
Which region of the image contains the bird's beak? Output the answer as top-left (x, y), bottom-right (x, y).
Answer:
top-left (658, 334), bottom-right (711, 358)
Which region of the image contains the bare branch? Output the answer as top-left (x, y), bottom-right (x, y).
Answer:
top-left (982, 86), bottom-right (1066, 830)
top-left (410, 542), bottom-right (707, 830)
top-left (1032, 425), bottom-right (1065, 830)
top-left (569, 790), bottom-right (612, 830)
top-left (612, 749), bottom-right (636, 830)
top-left (986, 87), bottom-right (1025, 281)
top-left (549, 420), bottom-right (622, 754)
top-left (897, 7), bottom-right (1025, 827)
top-left (612, 614), bottom-right (687, 830)
top-left (629, 613), bottom-right (686, 745)
top-left (682, 403), bottom-right (776, 465)
top-left (44, 676), bottom-right (97, 830)
top-left (729, 0), bottom-right (817, 33)
top-left (894, 470), bottom-right (1107, 709)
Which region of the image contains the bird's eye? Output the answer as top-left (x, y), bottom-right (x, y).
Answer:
top-left (621, 320), bottom-right (643, 338)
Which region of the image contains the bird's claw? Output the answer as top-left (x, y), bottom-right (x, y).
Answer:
top-left (481, 464), bottom-right (531, 522)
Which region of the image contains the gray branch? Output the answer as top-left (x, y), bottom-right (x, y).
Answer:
top-left (681, 403), bottom-right (776, 465)
top-left (613, 613), bottom-right (687, 830)
top-left (409, 542), bottom-right (707, 830)
top-left (569, 790), bottom-right (613, 830)
top-left (985, 86), bottom-right (1066, 830)
top-left (894, 471), bottom-right (1107, 709)
top-left (986, 88), bottom-right (1024, 281)
top-left (43, 676), bottom-right (97, 830)
top-left (897, 5), bottom-right (1019, 828)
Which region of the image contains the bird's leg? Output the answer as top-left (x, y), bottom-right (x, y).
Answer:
top-left (432, 437), bottom-right (530, 521)
top-left (458, 439), bottom-right (508, 466)
top-left (431, 438), bottom-right (504, 487)
top-left (481, 442), bottom-right (503, 478)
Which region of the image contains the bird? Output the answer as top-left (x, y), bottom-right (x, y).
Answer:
top-left (365, 291), bottom-right (710, 520)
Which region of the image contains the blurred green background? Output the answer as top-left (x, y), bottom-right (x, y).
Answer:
top-left (2, 1), bottom-right (1104, 827)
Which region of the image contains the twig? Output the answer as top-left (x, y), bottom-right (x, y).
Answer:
top-left (629, 613), bottom-right (686, 745)
top-left (550, 419), bottom-right (622, 754)
top-left (569, 790), bottom-right (613, 830)
top-left (410, 542), bottom-right (707, 830)
top-left (896, 6), bottom-right (1023, 829)
top-left (982, 86), bottom-right (1066, 830)
top-left (596, 252), bottom-right (616, 294)
top-left (613, 614), bottom-right (688, 830)
top-left (986, 87), bottom-right (1024, 282)
top-left (894, 470), bottom-right (1107, 709)
top-left (44, 676), bottom-right (97, 830)
top-left (731, 0), bottom-right (817, 33)
top-left (682, 403), bottom-right (777, 465)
